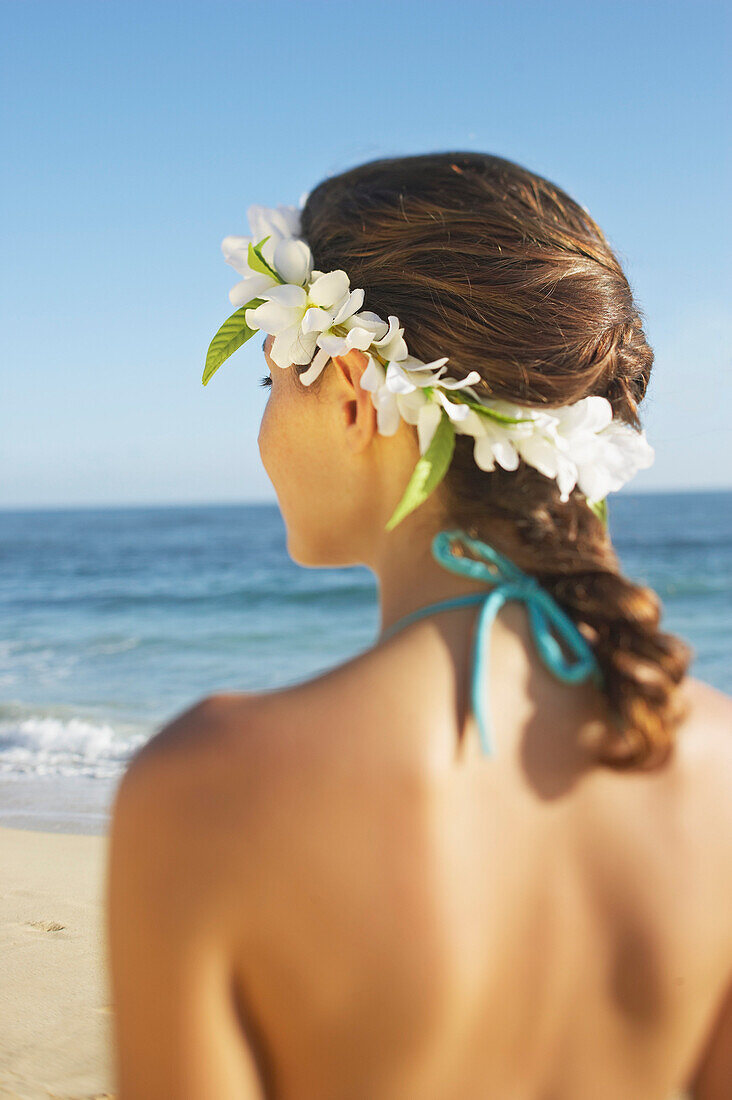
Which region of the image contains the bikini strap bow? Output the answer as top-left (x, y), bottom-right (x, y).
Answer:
top-left (431, 530), bottom-right (604, 754)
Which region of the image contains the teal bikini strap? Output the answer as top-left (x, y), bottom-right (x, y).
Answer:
top-left (380, 529), bottom-right (605, 757)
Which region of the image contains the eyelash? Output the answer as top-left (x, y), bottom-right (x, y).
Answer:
top-left (259, 374), bottom-right (272, 388)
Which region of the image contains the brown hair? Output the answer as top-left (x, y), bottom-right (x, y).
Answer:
top-left (298, 151), bottom-right (694, 771)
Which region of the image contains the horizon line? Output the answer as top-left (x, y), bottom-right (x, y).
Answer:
top-left (1, 486), bottom-right (730, 515)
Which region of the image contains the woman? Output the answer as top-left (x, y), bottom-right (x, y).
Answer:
top-left (106, 153), bottom-right (732, 1099)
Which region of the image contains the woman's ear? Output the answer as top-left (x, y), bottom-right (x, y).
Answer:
top-left (331, 349), bottom-right (377, 454)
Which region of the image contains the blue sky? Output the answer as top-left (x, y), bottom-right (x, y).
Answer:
top-left (2, 0), bottom-right (730, 508)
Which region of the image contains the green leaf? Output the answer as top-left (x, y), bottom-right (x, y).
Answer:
top-left (461, 399), bottom-right (535, 425)
top-left (202, 299), bottom-right (265, 385)
top-left (587, 496), bottom-right (609, 526)
top-left (474, 407), bottom-right (535, 425)
top-left (423, 387), bottom-right (534, 425)
top-left (385, 410), bottom-right (456, 531)
top-left (247, 236), bottom-right (282, 282)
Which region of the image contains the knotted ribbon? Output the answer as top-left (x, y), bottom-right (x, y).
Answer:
top-left (380, 528), bottom-right (604, 756)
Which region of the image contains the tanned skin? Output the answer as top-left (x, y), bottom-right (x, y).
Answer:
top-left (107, 339), bottom-right (732, 1099)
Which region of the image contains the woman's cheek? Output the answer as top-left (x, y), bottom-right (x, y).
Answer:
top-left (257, 385), bottom-right (294, 483)
top-left (257, 391), bottom-right (275, 471)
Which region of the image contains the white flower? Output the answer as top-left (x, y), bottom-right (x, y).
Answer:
top-left (302, 312), bottom-right (409, 388)
top-left (513, 428), bottom-right (579, 501)
top-left (359, 356), bottom-right (481, 439)
top-left (505, 395), bottom-right (650, 503)
top-left (454, 402), bottom-right (534, 475)
top-left (449, 393), bottom-right (654, 504)
top-left (245, 270), bottom-right (365, 371)
top-left (316, 311), bottom-right (391, 358)
top-left (222, 203), bottom-right (311, 308)
top-left (212, 199), bottom-right (657, 520)
top-left (250, 203), bottom-right (302, 243)
top-left (491, 396), bottom-right (611, 502)
top-left (370, 315), bottom-right (410, 363)
top-left (576, 419), bottom-right (655, 499)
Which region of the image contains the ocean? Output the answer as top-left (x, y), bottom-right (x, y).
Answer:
top-left (1, 492), bottom-right (730, 833)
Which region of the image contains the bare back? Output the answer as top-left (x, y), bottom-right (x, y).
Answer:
top-left (219, 601), bottom-right (732, 1100)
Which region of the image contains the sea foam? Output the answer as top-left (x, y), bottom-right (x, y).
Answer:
top-left (0, 704), bottom-right (150, 779)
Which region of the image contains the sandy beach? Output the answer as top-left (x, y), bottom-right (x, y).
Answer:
top-left (0, 826), bottom-right (114, 1100)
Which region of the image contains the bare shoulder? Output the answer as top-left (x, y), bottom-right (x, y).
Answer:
top-left (676, 679), bottom-right (732, 1097)
top-left (683, 673), bottom-right (732, 717)
top-left (112, 692), bottom-right (259, 821)
top-left (110, 634), bottom-right (426, 877)
top-left (674, 675), bottom-right (732, 925)
top-left (671, 675), bottom-right (732, 809)
top-left (110, 651), bottom-right (379, 826)
top-left (113, 689), bottom-right (275, 819)
top-left (109, 659), bottom-right (406, 952)
top-left (678, 675), bottom-right (732, 770)
top-left (108, 690), bottom-right (285, 946)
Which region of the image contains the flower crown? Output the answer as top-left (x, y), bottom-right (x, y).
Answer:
top-left (203, 197), bottom-right (655, 531)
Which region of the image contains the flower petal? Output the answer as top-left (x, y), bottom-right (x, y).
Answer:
top-left (491, 434), bottom-right (520, 471)
top-left (398, 355), bottom-right (447, 374)
top-left (396, 389), bottom-right (429, 425)
top-left (555, 453), bottom-right (579, 501)
top-left (290, 328), bottom-right (320, 365)
top-left (221, 235), bottom-right (253, 275)
top-left (434, 390), bottom-right (471, 421)
top-left (577, 467), bottom-right (612, 501)
top-left (308, 270), bottom-right (351, 308)
top-left (332, 288), bottom-right (365, 326)
top-left (359, 356), bottom-right (385, 393)
top-left (229, 273), bottom-right (278, 308)
top-left (416, 402), bottom-right (443, 454)
top-left (348, 310), bottom-right (389, 341)
top-left (576, 422), bottom-right (654, 497)
top-left (248, 203), bottom-right (300, 243)
top-left (454, 409), bottom-right (485, 437)
top-left (438, 370), bottom-right (482, 390)
top-left (316, 331), bottom-right (350, 357)
top-left (245, 299), bottom-right (301, 334)
top-left (299, 346), bottom-right (331, 386)
top-left (372, 316), bottom-right (408, 361)
top-left (373, 390), bottom-right (401, 435)
top-left (557, 395), bottom-right (613, 438)
top-left (340, 324), bottom-right (384, 352)
top-left (301, 306), bottom-right (335, 334)
top-left (396, 356), bottom-right (442, 374)
top-left (514, 433), bottom-right (560, 480)
top-left (263, 283), bottom-right (308, 309)
top-left (270, 323), bottom-right (303, 369)
top-left (275, 204), bottom-right (302, 238)
top-left (273, 238), bottom-right (313, 286)
top-left (385, 361), bottom-right (417, 395)
top-left (473, 435), bottom-right (497, 471)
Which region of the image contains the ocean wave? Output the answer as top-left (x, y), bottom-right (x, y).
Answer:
top-left (0, 703), bottom-right (150, 779)
top-left (2, 580), bottom-right (372, 613)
